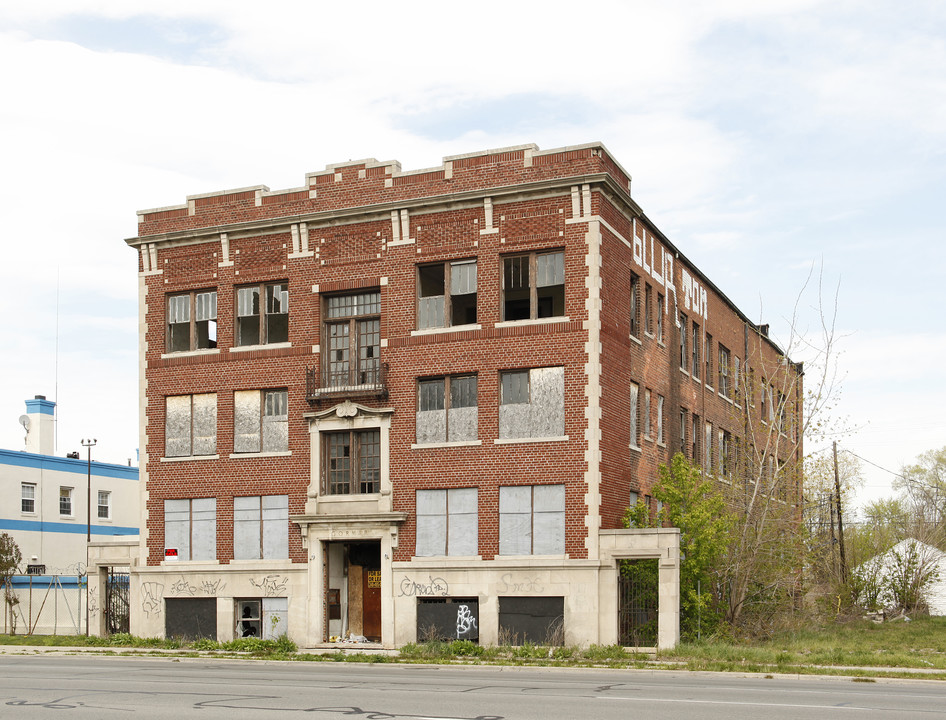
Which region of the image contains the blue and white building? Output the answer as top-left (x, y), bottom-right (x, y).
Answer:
top-left (1, 396), bottom-right (138, 576)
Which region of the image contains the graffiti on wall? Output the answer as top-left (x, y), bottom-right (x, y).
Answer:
top-left (250, 575), bottom-right (288, 596)
top-left (399, 576), bottom-right (449, 597)
top-left (456, 604), bottom-right (477, 638)
top-left (141, 582), bottom-right (164, 615)
top-left (498, 574), bottom-right (545, 593)
top-left (632, 219), bottom-right (709, 322)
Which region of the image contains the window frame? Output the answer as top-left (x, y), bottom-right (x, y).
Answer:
top-left (21, 482), bottom-right (36, 514)
top-left (164, 497), bottom-right (216, 562)
top-left (501, 249), bottom-right (566, 321)
top-left (630, 272), bottom-right (641, 338)
top-left (167, 289), bottom-right (218, 353)
top-left (233, 494), bottom-right (289, 560)
top-left (498, 484), bottom-right (565, 556)
top-left (97, 490), bottom-right (111, 520)
top-left (323, 290), bottom-right (382, 388)
top-left (417, 259), bottom-right (478, 330)
top-left (656, 293), bottom-right (664, 343)
top-left (415, 487), bottom-right (479, 557)
top-left (656, 394), bottom-right (665, 444)
top-left (233, 388), bottom-right (289, 454)
top-left (704, 333), bottom-right (713, 387)
top-left (164, 393), bottom-right (217, 458)
top-left (679, 313), bottom-right (688, 370)
top-left (322, 429), bottom-right (381, 495)
top-left (235, 281), bottom-right (289, 347)
top-left (59, 486), bottom-right (73, 517)
top-left (629, 382), bottom-right (640, 449)
top-left (415, 374), bottom-right (478, 444)
top-left (498, 366), bottom-right (565, 440)
top-left (719, 344), bottom-right (731, 399)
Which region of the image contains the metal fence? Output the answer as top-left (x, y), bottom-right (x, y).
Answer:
top-left (3, 575), bottom-right (85, 635)
top-left (618, 559), bottom-right (658, 647)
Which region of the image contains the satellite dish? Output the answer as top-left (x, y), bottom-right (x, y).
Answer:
top-left (19, 415), bottom-right (31, 432)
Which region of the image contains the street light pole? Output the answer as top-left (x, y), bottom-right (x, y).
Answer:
top-left (81, 438), bottom-right (96, 636)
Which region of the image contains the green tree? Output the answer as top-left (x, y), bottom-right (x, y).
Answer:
top-left (625, 453), bottom-right (734, 639)
top-left (0, 532), bottom-right (22, 634)
top-left (895, 446), bottom-right (946, 542)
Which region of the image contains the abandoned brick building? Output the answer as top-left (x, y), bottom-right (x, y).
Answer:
top-left (124, 142), bottom-right (801, 648)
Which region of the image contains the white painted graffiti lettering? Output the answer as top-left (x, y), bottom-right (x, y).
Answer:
top-left (456, 605), bottom-right (477, 638)
top-left (498, 574), bottom-right (545, 593)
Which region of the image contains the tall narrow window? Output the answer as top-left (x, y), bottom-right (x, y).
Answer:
top-left (644, 284), bottom-right (654, 335)
top-left (679, 313), bottom-right (688, 370)
top-left (679, 408), bottom-right (687, 454)
top-left (167, 290), bottom-right (217, 352)
top-left (692, 414), bottom-right (700, 461)
top-left (630, 382), bottom-right (640, 449)
top-left (97, 491), bottom-right (111, 520)
top-left (630, 272), bottom-right (641, 337)
top-left (656, 294), bottom-right (664, 342)
top-left (704, 422), bottom-right (713, 470)
top-left (691, 321), bottom-right (700, 378)
top-left (502, 250), bottom-right (565, 321)
top-left (324, 291), bottom-right (381, 387)
top-left (59, 487), bottom-right (73, 516)
top-left (21, 483), bottom-right (36, 513)
top-left (656, 395), bottom-right (665, 444)
top-left (236, 282), bottom-right (289, 346)
top-left (704, 333), bottom-right (713, 386)
top-left (418, 260), bottom-right (477, 329)
top-left (719, 345), bottom-right (731, 398)
top-left (644, 389), bottom-right (652, 439)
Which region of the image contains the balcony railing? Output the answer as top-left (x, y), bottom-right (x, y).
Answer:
top-left (306, 363), bottom-right (389, 404)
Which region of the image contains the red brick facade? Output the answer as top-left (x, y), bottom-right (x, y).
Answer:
top-left (130, 143), bottom-right (801, 645)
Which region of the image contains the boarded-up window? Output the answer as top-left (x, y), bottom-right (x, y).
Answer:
top-left (164, 498), bottom-right (216, 561)
top-left (499, 484), bottom-right (565, 556)
top-left (234, 495), bottom-right (289, 560)
top-left (234, 389), bottom-right (288, 453)
top-left (165, 393), bottom-right (216, 458)
top-left (166, 597), bottom-right (216, 640)
top-left (498, 596), bottom-right (564, 645)
top-left (415, 488), bottom-right (478, 556)
top-left (416, 375), bottom-right (477, 444)
top-left (417, 598), bottom-right (479, 641)
top-left (498, 367), bottom-right (564, 439)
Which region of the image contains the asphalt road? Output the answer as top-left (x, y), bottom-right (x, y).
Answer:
top-left (1, 655), bottom-right (944, 719)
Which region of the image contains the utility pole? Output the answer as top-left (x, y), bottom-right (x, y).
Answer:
top-left (833, 441), bottom-right (847, 584)
top-left (81, 438), bottom-right (96, 636)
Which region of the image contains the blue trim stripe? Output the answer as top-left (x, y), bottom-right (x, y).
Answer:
top-left (0, 518), bottom-right (138, 536)
top-left (12, 576), bottom-right (84, 588)
top-left (0, 448), bottom-right (138, 480)
top-left (25, 398), bottom-right (56, 416)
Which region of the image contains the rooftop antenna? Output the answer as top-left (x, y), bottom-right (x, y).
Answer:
top-left (54, 265), bottom-right (60, 453)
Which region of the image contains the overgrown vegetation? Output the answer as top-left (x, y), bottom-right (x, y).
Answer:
top-left (0, 533), bottom-right (22, 635)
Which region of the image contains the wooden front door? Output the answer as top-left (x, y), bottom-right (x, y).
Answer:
top-left (362, 569), bottom-right (382, 641)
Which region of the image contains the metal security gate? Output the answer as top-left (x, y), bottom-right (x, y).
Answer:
top-left (618, 559), bottom-right (658, 647)
top-left (105, 569), bottom-right (130, 635)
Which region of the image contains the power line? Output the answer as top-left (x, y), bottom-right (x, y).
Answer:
top-left (840, 448), bottom-right (905, 481)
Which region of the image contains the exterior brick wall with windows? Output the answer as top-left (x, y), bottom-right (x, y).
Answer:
top-left (127, 142), bottom-right (801, 649)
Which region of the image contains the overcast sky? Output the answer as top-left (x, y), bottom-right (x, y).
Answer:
top-left (1, 1), bottom-right (943, 513)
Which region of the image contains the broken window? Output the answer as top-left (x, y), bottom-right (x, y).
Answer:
top-left (499, 484), bottom-right (565, 555)
top-left (679, 408), bottom-right (687, 455)
top-left (629, 382), bottom-right (640, 449)
top-left (656, 394), bottom-right (665, 444)
top-left (416, 375), bottom-right (477, 444)
top-left (164, 498), bottom-right (216, 561)
top-left (692, 414), bottom-right (700, 461)
top-left (21, 483), bottom-right (35, 513)
top-left (719, 344), bottom-right (731, 399)
top-left (415, 488), bottom-right (478, 556)
top-left (59, 486), bottom-right (72, 516)
top-left (324, 290), bottom-right (381, 387)
top-left (691, 321), bottom-right (700, 378)
top-left (656, 294), bottom-right (664, 342)
top-left (679, 313), bottom-right (688, 370)
top-left (644, 388), bottom-right (652, 439)
top-left (630, 272), bottom-right (641, 337)
top-left (97, 490), bottom-right (111, 520)
top-left (165, 393), bottom-right (217, 458)
top-left (644, 283), bottom-right (653, 335)
top-left (233, 389), bottom-right (288, 453)
top-left (502, 250), bottom-right (565, 321)
top-left (324, 429), bottom-right (380, 495)
top-left (417, 259), bottom-right (477, 329)
top-left (236, 282), bottom-right (289, 346)
top-left (167, 290), bottom-right (217, 353)
top-left (704, 333), bottom-right (713, 387)
top-left (704, 421), bottom-right (713, 471)
top-left (233, 495), bottom-right (288, 560)
top-left (235, 598), bottom-right (287, 639)
top-left (498, 366), bottom-right (564, 439)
